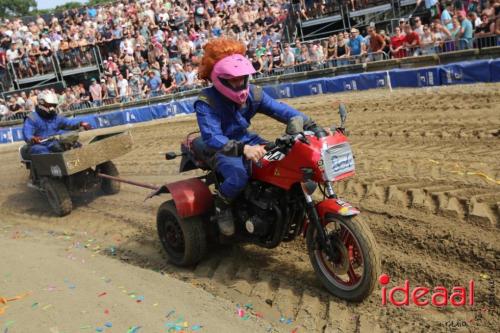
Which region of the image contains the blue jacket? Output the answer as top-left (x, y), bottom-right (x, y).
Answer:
top-left (194, 85), bottom-right (307, 153)
top-left (22, 108), bottom-right (81, 143)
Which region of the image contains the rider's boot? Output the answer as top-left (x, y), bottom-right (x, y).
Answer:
top-left (214, 194), bottom-right (235, 236)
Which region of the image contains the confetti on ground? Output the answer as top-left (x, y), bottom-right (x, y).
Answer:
top-left (165, 310), bottom-right (175, 318)
top-left (191, 325), bottom-right (203, 331)
top-left (98, 292), bottom-right (107, 297)
top-left (42, 304), bottom-right (53, 310)
top-left (291, 328), bottom-right (299, 333)
top-left (1, 293), bottom-right (31, 315)
top-left (136, 296), bottom-right (144, 303)
top-left (126, 326), bottom-right (141, 333)
top-left (95, 327), bottom-right (103, 332)
top-left (104, 309), bottom-right (109, 315)
top-left (79, 325), bottom-right (92, 330)
top-left (153, 303), bottom-right (159, 307)
top-left (31, 302), bottom-right (39, 309)
top-left (104, 322), bottom-right (112, 328)
top-left (3, 321), bottom-right (14, 329)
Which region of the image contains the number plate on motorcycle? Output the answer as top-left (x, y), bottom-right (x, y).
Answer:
top-left (322, 142), bottom-right (355, 180)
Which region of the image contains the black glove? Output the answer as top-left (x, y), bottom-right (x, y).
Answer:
top-left (304, 118), bottom-right (327, 138)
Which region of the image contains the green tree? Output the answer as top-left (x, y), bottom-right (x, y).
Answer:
top-left (0, 0), bottom-right (36, 18)
top-left (88, 0), bottom-right (114, 6)
top-left (54, 1), bottom-right (82, 11)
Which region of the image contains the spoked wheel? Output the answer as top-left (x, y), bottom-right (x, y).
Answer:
top-left (306, 216), bottom-right (380, 302)
top-left (157, 200), bottom-right (207, 266)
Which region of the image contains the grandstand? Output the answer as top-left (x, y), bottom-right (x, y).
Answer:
top-left (0, 0), bottom-right (498, 124)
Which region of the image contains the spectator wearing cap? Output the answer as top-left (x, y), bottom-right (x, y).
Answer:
top-left (349, 28), bottom-right (366, 62)
top-left (89, 78), bottom-right (102, 106)
top-left (146, 70), bottom-right (162, 97)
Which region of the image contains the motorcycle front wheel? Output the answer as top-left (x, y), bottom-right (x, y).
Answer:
top-left (306, 216), bottom-right (380, 302)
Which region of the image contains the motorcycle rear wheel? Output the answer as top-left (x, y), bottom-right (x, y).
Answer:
top-left (157, 200), bottom-right (207, 266)
top-left (306, 216), bottom-right (380, 302)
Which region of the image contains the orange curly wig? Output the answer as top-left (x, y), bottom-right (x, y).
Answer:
top-left (198, 38), bottom-right (246, 81)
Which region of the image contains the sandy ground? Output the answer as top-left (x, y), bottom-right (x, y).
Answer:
top-left (0, 226), bottom-right (270, 333)
top-left (1, 83), bottom-right (499, 333)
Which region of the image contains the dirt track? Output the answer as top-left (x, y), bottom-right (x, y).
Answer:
top-left (1, 83), bottom-right (499, 332)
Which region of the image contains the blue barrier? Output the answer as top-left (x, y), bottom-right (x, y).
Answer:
top-left (490, 59), bottom-right (500, 82)
top-left (0, 127), bottom-right (13, 144)
top-left (292, 78), bottom-right (326, 97)
top-left (389, 67), bottom-right (441, 87)
top-left (439, 60), bottom-right (492, 85)
top-left (263, 83), bottom-right (294, 99)
top-left (2, 58), bottom-right (498, 144)
top-left (358, 71), bottom-right (388, 90)
top-left (325, 74), bottom-right (362, 93)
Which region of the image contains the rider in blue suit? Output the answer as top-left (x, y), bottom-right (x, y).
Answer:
top-left (22, 91), bottom-right (90, 155)
top-left (195, 38), bottom-right (324, 236)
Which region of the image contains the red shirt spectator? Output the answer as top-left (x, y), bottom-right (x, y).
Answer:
top-left (390, 27), bottom-right (406, 58)
top-left (404, 24), bottom-right (420, 55)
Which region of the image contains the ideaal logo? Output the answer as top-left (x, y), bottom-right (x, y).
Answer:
top-left (378, 274), bottom-right (475, 307)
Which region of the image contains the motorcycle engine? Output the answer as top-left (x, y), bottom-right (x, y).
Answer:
top-left (239, 182), bottom-right (279, 237)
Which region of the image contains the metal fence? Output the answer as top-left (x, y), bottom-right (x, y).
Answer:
top-left (1, 35), bottom-right (499, 124)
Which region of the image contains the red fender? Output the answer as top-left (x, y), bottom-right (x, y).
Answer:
top-left (148, 178), bottom-right (213, 218)
top-left (316, 198), bottom-right (360, 220)
top-left (303, 198), bottom-right (360, 237)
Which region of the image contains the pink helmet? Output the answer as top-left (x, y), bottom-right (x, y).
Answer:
top-left (210, 54), bottom-right (256, 105)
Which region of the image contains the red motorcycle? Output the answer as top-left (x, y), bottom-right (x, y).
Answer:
top-left (151, 110), bottom-right (380, 301)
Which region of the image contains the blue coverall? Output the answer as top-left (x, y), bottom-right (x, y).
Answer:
top-left (194, 85), bottom-right (308, 199)
top-left (22, 108), bottom-right (81, 154)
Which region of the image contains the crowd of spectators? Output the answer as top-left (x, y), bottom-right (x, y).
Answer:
top-left (0, 0), bottom-right (499, 122)
top-left (0, 0), bottom-right (291, 120)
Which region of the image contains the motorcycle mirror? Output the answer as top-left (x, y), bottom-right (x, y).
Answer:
top-left (339, 103), bottom-right (347, 128)
top-left (286, 116), bottom-right (304, 135)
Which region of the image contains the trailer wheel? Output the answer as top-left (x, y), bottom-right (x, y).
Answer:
top-left (98, 161), bottom-right (120, 195)
top-left (157, 200), bottom-right (207, 266)
top-left (43, 178), bottom-right (72, 217)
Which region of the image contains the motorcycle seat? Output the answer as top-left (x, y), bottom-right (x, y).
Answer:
top-left (191, 136), bottom-right (215, 169)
